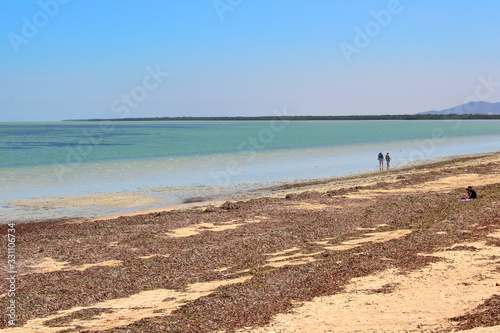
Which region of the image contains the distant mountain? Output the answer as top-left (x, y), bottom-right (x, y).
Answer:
top-left (418, 101), bottom-right (500, 115)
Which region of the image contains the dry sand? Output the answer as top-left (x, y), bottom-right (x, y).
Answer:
top-left (23, 258), bottom-right (124, 275)
top-left (7, 192), bottom-right (162, 211)
top-left (235, 231), bottom-right (500, 333)
top-left (1, 152), bottom-right (499, 332)
top-left (165, 216), bottom-right (269, 238)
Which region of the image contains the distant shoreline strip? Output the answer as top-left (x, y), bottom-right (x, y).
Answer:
top-left (63, 114), bottom-right (500, 122)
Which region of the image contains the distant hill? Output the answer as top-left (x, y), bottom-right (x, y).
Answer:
top-left (418, 101), bottom-right (500, 115)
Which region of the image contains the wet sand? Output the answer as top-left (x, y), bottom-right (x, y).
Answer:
top-left (0, 152), bottom-right (499, 332)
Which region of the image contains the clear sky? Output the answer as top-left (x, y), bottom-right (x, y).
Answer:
top-left (1, 0), bottom-right (500, 121)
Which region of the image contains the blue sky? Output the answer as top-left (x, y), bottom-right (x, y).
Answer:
top-left (1, 0), bottom-right (500, 121)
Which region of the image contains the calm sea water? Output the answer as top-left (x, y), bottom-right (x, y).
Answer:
top-left (1, 120), bottom-right (499, 222)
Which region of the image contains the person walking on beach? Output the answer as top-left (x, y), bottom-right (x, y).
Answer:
top-left (385, 153), bottom-right (391, 169)
top-left (378, 152), bottom-right (384, 170)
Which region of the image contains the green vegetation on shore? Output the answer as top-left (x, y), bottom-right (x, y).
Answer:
top-left (64, 114), bottom-right (500, 122)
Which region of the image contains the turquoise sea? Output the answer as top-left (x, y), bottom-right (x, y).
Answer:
top-left (1, 120), bottom-right (499, 222)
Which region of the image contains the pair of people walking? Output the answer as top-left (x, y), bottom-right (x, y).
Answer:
top-left (378, 152), bottom-right (391, 170)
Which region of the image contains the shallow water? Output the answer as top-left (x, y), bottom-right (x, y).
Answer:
top-left (1, 120), bottom-right (499, 222)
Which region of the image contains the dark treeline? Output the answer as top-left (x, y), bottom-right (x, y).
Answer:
top-left (64, 114), bottom-right (500, 122)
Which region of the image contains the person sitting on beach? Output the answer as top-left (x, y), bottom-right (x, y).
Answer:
top-left (385, 153), bottom-right (391, 168)
top-left (461, 186), bottom-right (477, 201)
top-left (378, 152), bottom-right (384, 169)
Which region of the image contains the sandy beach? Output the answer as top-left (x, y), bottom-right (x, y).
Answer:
top-left (1, 152), bottom-right (499, 332)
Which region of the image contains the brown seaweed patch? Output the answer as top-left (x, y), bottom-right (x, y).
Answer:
top-left (4, 277), bottom-right (251, 333)
top-left (449, 294), bottom-right (500, 330)
top-left (43, 308), bottom-right (115, 327)
top-left (288, 202), bottom-right (331, 210)
top-left (182, 196), bottom-right (210, 204)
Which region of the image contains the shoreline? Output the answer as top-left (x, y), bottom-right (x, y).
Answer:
top-left (88, 151), bottom-right (500, 222)
top-left (63, 114), bottom-right (500, 121)
top-left (4, 151), bottom-right (497, 224)
top-left (0, 151), bottom-right (499, 332)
